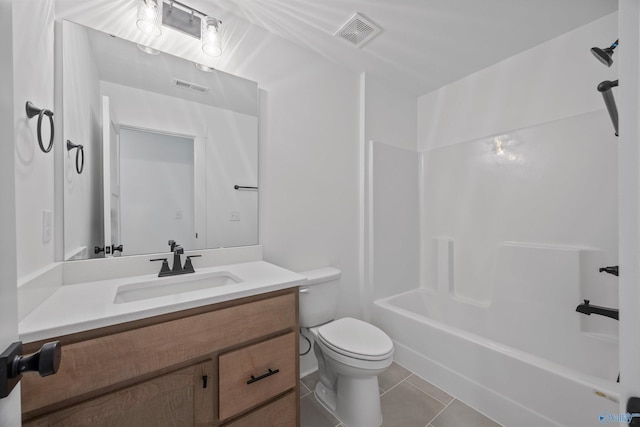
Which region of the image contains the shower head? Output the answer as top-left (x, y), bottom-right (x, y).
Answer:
top-left (591, 39), bottom-right (618, 67)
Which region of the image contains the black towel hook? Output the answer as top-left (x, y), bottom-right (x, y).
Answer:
top-left (25, 101), bottom-right (54, 153)
top-left (66, 140), bottom-right (84, 174)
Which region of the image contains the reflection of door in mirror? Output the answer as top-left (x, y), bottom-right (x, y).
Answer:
top-left (119, 127), bottom-right (195, 256)
top-left (101, 96), bottom-right (121, 257)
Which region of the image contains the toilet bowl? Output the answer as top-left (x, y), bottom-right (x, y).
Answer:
top-left (299, 268), bottom-right (394, 427)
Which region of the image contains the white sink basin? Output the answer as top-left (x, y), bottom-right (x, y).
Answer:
top-left (114, 271), bottom-right (242, 304)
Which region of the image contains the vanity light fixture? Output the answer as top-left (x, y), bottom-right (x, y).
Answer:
top-left (136, 0), bottom-right (163, 37)
top-left (201, 17), bottom-right (222, 57)
top-left (136, 0), bottom-right (223, 57)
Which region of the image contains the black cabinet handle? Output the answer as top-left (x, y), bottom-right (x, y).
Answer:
top-left (247, 368), bottom-right (279, 385)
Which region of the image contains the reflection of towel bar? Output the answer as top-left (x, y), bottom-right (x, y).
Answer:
top-left (234, 185), bottom-right (258, 191)
top-left (66, 140), bottom-right (85, 174)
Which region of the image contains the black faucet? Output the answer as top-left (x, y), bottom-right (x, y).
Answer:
top-left (150, 244), bottom-right (202, 277)
top-left (576, 300), bottom-right (619, 320)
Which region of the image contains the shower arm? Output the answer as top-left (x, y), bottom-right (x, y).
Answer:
top-left (598, 79), bottom-right (619, 137)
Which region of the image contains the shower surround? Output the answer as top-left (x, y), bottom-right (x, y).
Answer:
top-left (368, 110), bottom-right (618, 426)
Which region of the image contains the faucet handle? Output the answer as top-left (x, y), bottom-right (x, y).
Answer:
top-left (183, 255), bottom-right (201, 273)
top-left (150, 258), bottom-right (170, 275)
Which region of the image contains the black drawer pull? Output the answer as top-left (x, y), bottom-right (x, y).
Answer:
top-left (247, 368), bottom-right (279, 385)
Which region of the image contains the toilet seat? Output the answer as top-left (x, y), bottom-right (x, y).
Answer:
top-left (317, 317), bottom-right (393, 361)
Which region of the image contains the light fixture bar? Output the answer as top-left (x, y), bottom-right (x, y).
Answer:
top-left (166, 0), bottom-right (208, 19)
top-left (162, 1), bottom-right (202, 38)
top-left (136, 0), bottom-right (223, 56)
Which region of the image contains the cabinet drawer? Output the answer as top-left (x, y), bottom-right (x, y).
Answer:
top-left (219, 332), bottom-right (296, 421)
top-left (222, 391), bottom-right (297, 427)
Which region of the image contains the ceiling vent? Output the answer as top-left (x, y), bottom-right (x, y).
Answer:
top-left (334, 12), bottom-right (382, 48)
top-left (172, 78), bottom-right (209, 94)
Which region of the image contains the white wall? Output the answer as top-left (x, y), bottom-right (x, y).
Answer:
top-left (360, 73), bottom-right (420, 314)
top-left (363, 73), bottom-right (417, 151)
top-left (119, 128), bottom-right (194, 255)
top-left (369, 142), bottom-right (420, 301)
top-left (617, 0), bottom-right (640, 411)
top-left (14, 0), bottom-right (55, 279)
top-left (0, 0), bottom-right (21, 422)
top-left (418, 12), bottom-right (618, 151)
top-left (417, 14), bottom-right (619, 314)
top-left (61, 20), bottom-right (103, 259)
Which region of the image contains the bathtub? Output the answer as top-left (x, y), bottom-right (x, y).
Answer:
top-left (373, 288), bottom-right (620, 427)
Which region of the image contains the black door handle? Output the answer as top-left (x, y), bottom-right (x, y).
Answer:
top-left (0, 341), bottom-right (61, 399)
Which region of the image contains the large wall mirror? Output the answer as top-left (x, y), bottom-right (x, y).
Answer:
top-left (60, 20), bottom-right (258, 261)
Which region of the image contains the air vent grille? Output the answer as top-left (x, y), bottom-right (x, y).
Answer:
top-left (334, 13), bottom-right (382, 48)
top-left (172, 78), bottom-right (209, 94)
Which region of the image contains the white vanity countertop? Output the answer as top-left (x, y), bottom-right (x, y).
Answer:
top-left (19, 261), bottom-right (306, 343)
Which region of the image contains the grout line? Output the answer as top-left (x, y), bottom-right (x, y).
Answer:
top-left (380, 375), bottom-right (410, 397)
top-left (405, 376), bottom-right (452, 406)
top-left (379, 367), bottom-right (413, 397)
top-left (426, 397), bottom-right (456, 426)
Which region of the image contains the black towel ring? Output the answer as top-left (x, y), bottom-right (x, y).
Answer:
top-left (26, 101), bottom-right (54, 153)
top-left (66, 140), bottom-right (84, 174)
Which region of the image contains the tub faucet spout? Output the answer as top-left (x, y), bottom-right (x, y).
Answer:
top-left (576, 299), bottom-right (619, 320)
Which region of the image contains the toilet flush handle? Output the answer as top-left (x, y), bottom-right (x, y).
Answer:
top-left (299, 287), bottom-right (310, 293)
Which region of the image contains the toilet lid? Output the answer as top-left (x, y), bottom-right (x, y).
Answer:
top-left (317, 317), bottom-right (393, 361)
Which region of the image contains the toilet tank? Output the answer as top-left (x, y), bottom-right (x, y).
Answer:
top-left (298, 267), bottom-right (341, 328)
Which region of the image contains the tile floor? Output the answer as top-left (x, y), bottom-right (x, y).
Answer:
top-left (300, 362), bottom-right (502, 427)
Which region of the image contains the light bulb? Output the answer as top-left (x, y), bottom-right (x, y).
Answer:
top-left (202, 17), bottom-right (222, 57)
top-left (136, 0), bottom-right (162, 37)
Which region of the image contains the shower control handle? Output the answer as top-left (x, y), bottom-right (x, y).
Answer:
top-left (599, 266), bottom-right (619, 277)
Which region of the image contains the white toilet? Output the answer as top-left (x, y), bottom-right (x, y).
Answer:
top-left (299, 267), bottom-right (394, 427)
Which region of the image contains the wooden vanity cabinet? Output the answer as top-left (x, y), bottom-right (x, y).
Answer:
top-left (21, 288), bottom-right (300, 427)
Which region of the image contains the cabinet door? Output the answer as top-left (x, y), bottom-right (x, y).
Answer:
top-left (25, 361), bottom-right (214, 427)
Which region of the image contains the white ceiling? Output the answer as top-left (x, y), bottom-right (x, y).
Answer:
top-left (200, 0), bottom-right (617, 95)
top-left (56, 0), bottom-right (618, 97)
